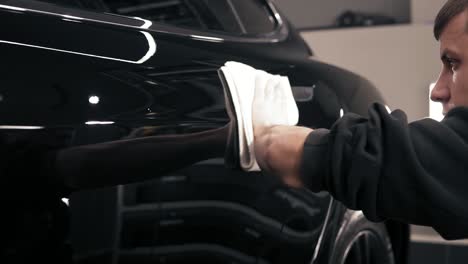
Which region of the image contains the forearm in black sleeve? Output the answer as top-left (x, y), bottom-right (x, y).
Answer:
top-left (53, 126), bottom-right (228, 191)
top-left (300, 103), bottom-right (468, 239)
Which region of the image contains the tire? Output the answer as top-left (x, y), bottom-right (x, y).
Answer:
top-left (329, 210), bottom-right (395, 264)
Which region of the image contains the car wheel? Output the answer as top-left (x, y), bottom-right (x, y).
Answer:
top-left (329, 210), bottom-right (395, 264)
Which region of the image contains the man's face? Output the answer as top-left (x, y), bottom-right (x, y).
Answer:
top-left (431, 10), bottom-right (468, 114)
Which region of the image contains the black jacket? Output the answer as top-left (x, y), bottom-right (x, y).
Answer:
top-left (300, 103), bottom-right (468, 240)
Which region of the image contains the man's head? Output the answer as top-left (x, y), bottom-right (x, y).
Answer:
top-left (434, 0), bottom-right (468, 41)
top-left (431, 0), bottom-right (468, 114)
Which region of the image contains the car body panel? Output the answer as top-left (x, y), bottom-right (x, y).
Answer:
top-left (0, 1), bottom-right (390, 263)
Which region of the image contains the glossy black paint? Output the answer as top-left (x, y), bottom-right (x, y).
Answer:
top-left (0, 1), bottom-right (391, 263)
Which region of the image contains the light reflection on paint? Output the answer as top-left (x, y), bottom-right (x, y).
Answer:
top-left (0, 40), bottom-right (153, 64)
top-left (0, 4), bottom-right (157, 64)
top-left (0, 125), bottom-right (44, 130)
top-left (88, 95), bottom-right (100, 104)
top-left (62, 14), bottom-right (82, 20)
top-left (189, 35), bottom-right (224, 43)
top-left (0, 4), bottom-right (131, 28)
top-left (85, 121), bottom-right (115, 125)
top-left (133, 16), bottom-right (152, 29)
top-left (0, 4), bottom-right (26, 12)
top-left (137, 31), bottom-right (157, 64)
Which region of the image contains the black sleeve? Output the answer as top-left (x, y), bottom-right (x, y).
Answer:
top-left (54, 126), bottom-right (227, 190)
top-left (300, 103), bottom-right (468, 240)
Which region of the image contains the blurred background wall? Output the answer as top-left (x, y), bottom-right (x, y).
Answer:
top-left (274, 0), bottom-right (410, 29)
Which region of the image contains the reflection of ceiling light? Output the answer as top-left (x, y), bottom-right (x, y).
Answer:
top-left (340, 108), bottom-right (344, 118)
top-left (133, 16), bottom-right (152, 29)
top-left (85, 121), bottom-right (115, 125)
top-left (136, 31), bottom-right (157, 64)
top-left (62, 14), bottom-right (82, 20)
top-left (61, 198), bottom-right (69, 206)
top-left (0, 125), bottom-right (44, 130)
top-left (189, 35), bottom-right (224, 43)
top-left (89, 95), bottom-right (100, 104)
top-left (0, 4), bottom-right (26, 12)
top-left (0, 38), bottom-right (155, 64)
top-left (145, 80), bottom-right (157, 85)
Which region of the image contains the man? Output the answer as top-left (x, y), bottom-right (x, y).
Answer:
top-left (253, 0), bottom-right (468, 240)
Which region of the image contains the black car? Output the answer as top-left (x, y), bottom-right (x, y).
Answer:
top-left (0, 0), bottom-right (408, 263)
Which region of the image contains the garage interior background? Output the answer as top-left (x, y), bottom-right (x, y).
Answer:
top-left (273, 0), bottom-right (467, 263)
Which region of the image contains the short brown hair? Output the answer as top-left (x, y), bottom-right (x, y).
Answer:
top-left (434, 0), bottom-right (468, 40)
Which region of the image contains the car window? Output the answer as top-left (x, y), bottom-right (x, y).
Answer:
top-left (36, 0), bottom-right (277, 35)
top-left (229, 0), bottom-right (276, 34)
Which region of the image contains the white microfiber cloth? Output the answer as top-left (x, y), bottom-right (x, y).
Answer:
top-left (219, 61), bottom-right (299, 171)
